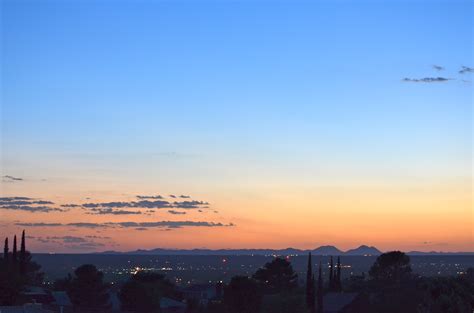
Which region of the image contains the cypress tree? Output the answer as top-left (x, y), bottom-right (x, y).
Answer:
top-left (311, 273), bottom-right (316, 313)
top-left (306, 253), bottom-right (315, 312)
top-left (3, 237), bottom-right (8, 261)
top-left (317, 261), bottom-right (323, 313)
top-left (329, 256), bottom-right (334, 290)
top-left (20, 230), bottom-right (26, 274)
top-left (336, 256), bottom-right (342, 291)
top-left (12, 235), bottom-right (17, 263)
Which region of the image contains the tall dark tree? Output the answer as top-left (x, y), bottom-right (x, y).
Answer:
top-left (306, 253), bottom-right (315, 312)
top-left (0, 234), bottom-right (43, 305)
top-left (224, 276), bottom-right (262, 313)
top-left (252, 257), bottom-right (298, 294)
top-left (335, 256), bottom-right (342, 291)
top-left (369, 251), bottom-right (412, 285)
top-left (316, 262), bottom-right (323, 313)
top-left (12, 236), bottom-right (17, 263)
top-left (67, 264), bottom-right (110, 310)
top-left (20, 230), bottom-right (26, 274)
top-left (3, 238), bottom-right (8, 261)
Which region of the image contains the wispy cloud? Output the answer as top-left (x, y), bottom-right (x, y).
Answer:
top-left (168, 210), bottom-right (187, 215)
top-left (31, 235), bottom-right (108, 250)
top-left (136, 195), bottom-right (164, 200)
top-left (432, 65), bottom-right (444, 71)
top-left (459, 66), bottom-right (474, 74)
top-left (3, 195), bottom-right (209, 212)
top-left (2, 175), bottom-right (23, 182)
top-left (87, 208), bottom-right (142, 215)
top-left (0, 197), bottom-right (64, 213)
top-left (81, 199), bottom-right (209, 211)
top-left (0, 205), bottom-right (65, 213)
top-left (402, 77), bottom-right (451, 83)
top-left (17, 220), bottom-right (235, 230)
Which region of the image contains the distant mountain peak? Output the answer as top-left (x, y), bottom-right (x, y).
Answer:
top-left (312, 245), bottom-right (344, 255)
top-left (345, 245), bottom-right (381, 255)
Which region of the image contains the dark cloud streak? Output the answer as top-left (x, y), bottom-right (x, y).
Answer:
top-left (402, 77), bottom-right (451, 83)
top-left (459, 66), bottom-right (474, 74)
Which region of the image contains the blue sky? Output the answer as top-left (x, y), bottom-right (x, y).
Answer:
top-left (1, 0), bottom-right (472, 251)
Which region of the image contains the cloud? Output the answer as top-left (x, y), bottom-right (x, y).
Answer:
top-left (0, 197), bottom-right (60, 213)
top-left (179, 195), bottom-right (191, 199)
top-left (107, 221), bottom-right (235, 229)
top-left (16, 220), bottom-right (235, 230)
top-left (459, 66), bottom-right (474, 74)
top-left (65, 242), bottom-right (105, 250)
top-left (0, 197), bottom-right (32, 201)
top-left (49, 236), bottom-right (87, 243)
top-left (83, 200), bottom-right (172, 209)
top-left (0, 205), bottom-right (65, 213)
top-left (2, 175), bottom-right (23, 182)
top-left (30, 235), bottom-right (114, 251)
top-left (67, 222), bottom-right (108, 228)
top-left (0, 200), bottom-right (54, 206)
top-left (88, 208), bottom-right (142, 215)
top-left (168, 210), bottom-right (187, 215)
top-left (173, 201), bottom-right (209, 209)
top-left (432, 65), bottom-right (444, 71)
top-left (81, 199), bottom-right (209, 210)
top-left (17, 222), bottom-right (63, 227)
top-left (61, 204), bottom-right (81, 208)
top-left (169, 195), bottom-right (176, 198)
top-left (86, 235), bottom-right (111, 239)
top-left (136, 195), bottom-right (164, 200)
top-left (402, 77), bottom-right (451, 83)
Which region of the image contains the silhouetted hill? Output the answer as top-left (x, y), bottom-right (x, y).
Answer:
top-left (311, 245), bottom-right (344, 255)
top-left (341, 245), bottom-right (381, 256)
top-left (97, 245), bottom-right (472, 256)
top-left (99, 245), bottom-right (364, 256)
top-left (407, 251), bottom-right (474, 256)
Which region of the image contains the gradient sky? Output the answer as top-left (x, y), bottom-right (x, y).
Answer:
top-left (1, 0), bottom-right (472, 253)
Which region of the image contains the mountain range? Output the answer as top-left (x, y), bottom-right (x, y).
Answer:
top-left (98, 245), bottom-right (473, 256)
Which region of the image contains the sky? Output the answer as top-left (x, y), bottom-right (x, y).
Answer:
top-left (1, 0), bottom-right (472, 253)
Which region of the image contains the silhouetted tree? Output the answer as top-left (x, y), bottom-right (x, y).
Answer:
top-left (335, 256), bottom-right (342, 291)
top-left (12, 235), bottom-right (17, 264)
top-left (0, 264), bottom-right (23, 305)
top-left (316, 262), bottom-right (323, 313)
top-left (0, 234), bottom-right (43, 305)
top-left (3, 238), bottom-right (8, 261)
top-left (119, 271), bottom-right (175, 312)
top-left (328, 256), bottom-right (334, 290)
top-left (305, 253), bottom-right (315, 312)
top-left (366, 252), bottom-right (420, 313)
top-left (67, 264), bottom-right (110, 310)
top-left (418, 276), bottom-right (474, 313)
top-left (252, 257), bottom-right (297, 294)
top-left (224, 276), bottom-right (261, 313)
top-left (20, 230), bottom-right (26, 275)
top-left (369, 251), bottom-right (412, 285)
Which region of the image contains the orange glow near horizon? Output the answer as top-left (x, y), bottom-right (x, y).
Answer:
top-left (1, 177), bottom-right (472, 253)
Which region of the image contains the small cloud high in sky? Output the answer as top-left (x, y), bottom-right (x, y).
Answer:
top-left (1, 0), bottom-right (472, 253)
